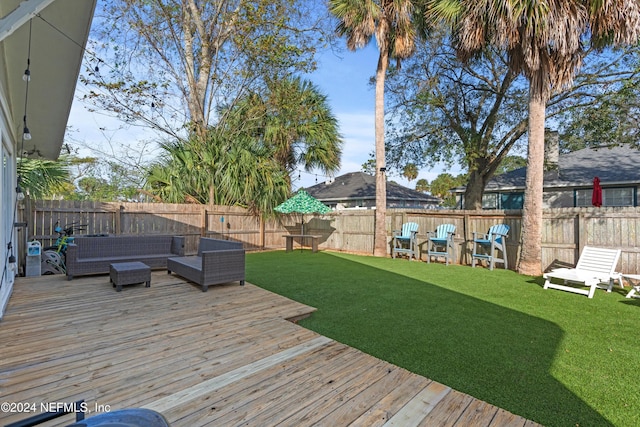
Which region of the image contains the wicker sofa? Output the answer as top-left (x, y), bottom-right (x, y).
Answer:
top-left (65, 235), bottom-right (185, 280)
top-left (167, 237), bottom-right (245, 292)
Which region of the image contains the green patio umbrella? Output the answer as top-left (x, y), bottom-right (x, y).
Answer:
top-left (274, 189), bottom-right (331, 236)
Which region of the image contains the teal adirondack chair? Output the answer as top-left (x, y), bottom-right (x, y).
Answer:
top-left (472, 224), bottom-right (510, 270)
top-left (427, 224), bottom-right (456, 265)
top-left (392, 222), bottom-right (419, 260)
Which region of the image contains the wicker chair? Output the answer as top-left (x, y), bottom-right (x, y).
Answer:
top-left (167, 238), bottom-right (245, 292)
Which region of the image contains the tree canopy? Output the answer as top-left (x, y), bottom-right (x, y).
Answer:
top-left (69, 1), bottom-right (343, 211)
top-left (426, 0), bottom-right (640, 275)
top-left (82, 0), bottom-right (333, 140)
top-left (145, 76), bottom-right (341, 215)
top-left (385, 30), bottom-right (640, 210)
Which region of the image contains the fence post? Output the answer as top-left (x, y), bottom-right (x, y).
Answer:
top-left (462, 212), bottom-right (471, 265)
top-left (577, 211), bottom-right (585, 260)
top-left (259, 216), bottom-right (265, 249)
top-left (117, 205), bottom-right (124, 235)
top-left (203, 207), bottom-right (208, 237)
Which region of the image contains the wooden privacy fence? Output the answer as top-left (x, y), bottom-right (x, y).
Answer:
top-left (16, 200), bottom-right (640, 274)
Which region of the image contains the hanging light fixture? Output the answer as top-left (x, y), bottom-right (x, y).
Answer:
top-left (23, 63), bottom-right (31, 81)
top-left (22, 21), bottom-right (33, 141)
top-left (16, 174), bottom-right (25, 201)
top-left (23, 20), bottom-right (32, 82)
top-left (23, 116), bottom-right (31, 140)
top-left (16, 186), bottom-right (25, 201)
top-left (8, 243), bottom-right (16, 264)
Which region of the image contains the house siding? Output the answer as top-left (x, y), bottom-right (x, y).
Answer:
top-left (0, 95), bottom-right (17, 320)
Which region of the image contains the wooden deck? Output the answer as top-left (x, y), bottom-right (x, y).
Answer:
top-left (0, 273), bottom-right (539, 426)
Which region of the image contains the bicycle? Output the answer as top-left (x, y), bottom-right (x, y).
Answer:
top-left (41, 222), bottom-right (87, 275)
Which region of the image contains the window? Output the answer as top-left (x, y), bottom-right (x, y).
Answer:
top-left (575, 187), bottom-right (636, 207)
top-left (482, 193), bottom-right (498, 209)
top-left (604, 188), bottom-right (635, 206)
top-left (575, 189), bottom-right (591, 207)
top-left (500, 192), bottom-right (524, 210)
top-left (481, 192), bottom-right (524, 209)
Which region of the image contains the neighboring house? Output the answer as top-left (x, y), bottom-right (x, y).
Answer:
top-left (453, 142), bottom-right (640, 209)
top-left (0, 0), bottom-right (96, 318)
top-left (306, 171), bottom-right (440, 209)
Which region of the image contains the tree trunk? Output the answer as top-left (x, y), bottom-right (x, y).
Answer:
top-left (373, 50), bottom-right (389, 257)
top-left (463, 169), bottom-right (485, 209)
top-left (517, 93), bottom-right (545, 276)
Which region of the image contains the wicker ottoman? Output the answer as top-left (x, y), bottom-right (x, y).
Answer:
top-left (109, 261), bottom-right (151, 292)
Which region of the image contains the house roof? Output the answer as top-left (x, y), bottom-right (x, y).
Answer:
top-left (305, 171), bottom-right (440, 204)
top-left (1, 0), bottom-right (96, 159)
top-left (482, 145), bottom-right (640, 192)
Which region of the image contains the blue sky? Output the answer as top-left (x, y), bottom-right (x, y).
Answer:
top-left (67, 41), bottom-right (454, 192)
top-left (301, 42), bottom-right (461, 190)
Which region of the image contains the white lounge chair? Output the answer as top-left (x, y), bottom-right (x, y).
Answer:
top-left (543, 246), bottom-right (621, 298)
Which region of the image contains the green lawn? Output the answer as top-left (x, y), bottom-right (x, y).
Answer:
top-left (246, 250), bottom-right (640, 427)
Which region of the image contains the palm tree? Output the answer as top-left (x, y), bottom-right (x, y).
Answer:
top-left (402, 163), bottom-right (419, 181)
top-left (146, 76), bottom-right (340, 216)
top-left (415, 178), bottom-right (430, 193)
top-left (222, 77), bottom-right (343, 181)
top-left (145, 132), bottom-right (290, 215)
top-left (330, 0), bottom-right (418, 257)
top-left (17, 157), bottom-right (70, 199)
top-left (428, 0), bottom-right (640, 275)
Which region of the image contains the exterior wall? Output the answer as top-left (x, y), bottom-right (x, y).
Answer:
top-left (0, 88), bottom-right (17, 320)
top-left (327, 199), bottom-right (438, 210)
top-left (459, 186), bottom-right (640, 210)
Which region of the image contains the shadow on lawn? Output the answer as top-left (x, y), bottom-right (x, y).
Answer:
top-left (247, 251), bottom-right (613, 427)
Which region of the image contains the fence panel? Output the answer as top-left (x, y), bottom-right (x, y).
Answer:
top-left (30, 200), bottom-right (117, 246)
top-left (205, 206), bottom-right (263, 250)
top-left (332, 210), bottom-right (374, 254)
top-left (118, 203), bottom-right (204, 253)
top-left (18, 200), bottom-right (640, 275)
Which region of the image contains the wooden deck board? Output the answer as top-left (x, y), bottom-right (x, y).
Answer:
top-left (384, 381), bottom-right (451, 426)
top-left (347, 374), bottom-right (431, 427)
top-left (198, 346), bottom-right (375, 426)
top-left (418, 389), bottom-right (475, 426)
top-left (173, 342), bottom-right (353, 426)
top-left (0, 273), bottom-right (539, 426)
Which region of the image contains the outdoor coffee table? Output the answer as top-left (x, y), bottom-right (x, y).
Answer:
top-left (109, 261), bottom-right (151, 292)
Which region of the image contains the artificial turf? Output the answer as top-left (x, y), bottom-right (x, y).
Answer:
top-left (246, 250), bottom-right (640, 427)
